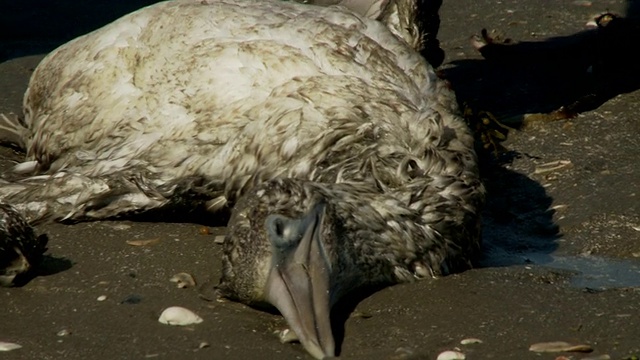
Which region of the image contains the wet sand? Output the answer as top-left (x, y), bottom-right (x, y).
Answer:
top-left (1, 1), bottom-right (639, 359)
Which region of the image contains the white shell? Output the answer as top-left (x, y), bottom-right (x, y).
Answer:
top-left (158, 306), bottom-right (203, 326)
top-left (436, 350), bottom-right (466, 360)
top-left (169, 273), bottom-right (196, 289)
top-left (460, 338), bottom-right (483, 345)
top-left (0, 341), bottom-right (22, 351)
top-left (56, 329), bottom-right (71, 336)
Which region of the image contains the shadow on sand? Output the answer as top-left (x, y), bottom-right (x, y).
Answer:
top-left (12, 254), bottom-right (74, 287)
top-left (442, 2), bottom-right (640, 129)
top-left (444, 1), bottom-right (640, 268)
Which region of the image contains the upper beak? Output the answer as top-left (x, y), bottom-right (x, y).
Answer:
top-left (264, 203), bottom-right (335, 359)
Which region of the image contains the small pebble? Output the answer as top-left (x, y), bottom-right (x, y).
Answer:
top-left (460, 338), bottom-right (483, 345)
top-left (437, 350), bottom-right (465, 360)
top-left (573, 0), bottom-right (592, 6)
top-left (97, 295), bottom-right (107, 301)
top-left (350, 310), bottom-right (373, 319)
top-left (0, 342), bottom-right (22, 351)
top-left (582, 355), bottom-right (611, 360)
top-left (57, 329), bottom-right (71, 337)
top-left (390, 347), bottom-right (414, 359)
top-left (111, 224), bottom-right (132, 230)
top-left (214, 235), bottom-right (225, 244)
top-left (198, 342), bottom-right (210, 349)
top-left (158, 306), bottom-right (203, 326)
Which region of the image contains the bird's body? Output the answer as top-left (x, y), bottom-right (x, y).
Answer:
top-left (0, 0), bottom-right (482, 358)
top-left (2, 0), bottom-right (451, 222)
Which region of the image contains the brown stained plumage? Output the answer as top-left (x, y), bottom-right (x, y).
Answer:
top-left (0, 204), bottom-right (48, 286)
top-left (219, 174), bottom-right (483, 305)
top-left (0, 0), bottom-right (449, 223)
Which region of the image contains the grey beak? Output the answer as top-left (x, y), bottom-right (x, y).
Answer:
top-left (264, 203), bottom-right (335, 359)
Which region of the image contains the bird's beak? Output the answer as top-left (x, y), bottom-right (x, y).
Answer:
top-left (264, 203), bottom-right (335, 359)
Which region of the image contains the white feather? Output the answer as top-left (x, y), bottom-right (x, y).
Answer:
top-left (12, 161), bottom-right (38, 174)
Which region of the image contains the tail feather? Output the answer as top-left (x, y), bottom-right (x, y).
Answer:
top-left (0, 113), bottom-right (28, 150)
top-left (0, 171), bottom-right (226, 224)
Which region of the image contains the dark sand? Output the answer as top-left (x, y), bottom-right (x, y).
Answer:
top-left (1, 1), bottom-right (639, 359)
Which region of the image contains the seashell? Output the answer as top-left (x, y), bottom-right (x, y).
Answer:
top-left (585, 19), bottom-right (598, 27)
top-left (158, 306), bottom-right (203, 326)
top-left (436, 350), bottom-right (466, 360)
top-left (529, 341), bottom-right (593, 353)
top-left (277, 328), bottom-right (299, 344)
top-left (0, 341), bottom-right (22, 351)
top-left (460, 338), bottom-right (483, 345)
top-left (57, 329), bottom-right (71, 336)
top-left (169, 273), bottom-right (196, 288)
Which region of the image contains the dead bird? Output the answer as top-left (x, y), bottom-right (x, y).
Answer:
top-left (0, 0), bottom-right (482, 358)
top-left (0, 204), bottom-right (48, 287)
top-left (218, 174), bottom-right (483, 358)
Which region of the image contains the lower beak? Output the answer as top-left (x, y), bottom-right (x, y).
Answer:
top-left (264, 203), bottom-right (335, 359)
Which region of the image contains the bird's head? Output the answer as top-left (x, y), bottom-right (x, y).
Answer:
top-left (217, 179), bottom-right (346, 359)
